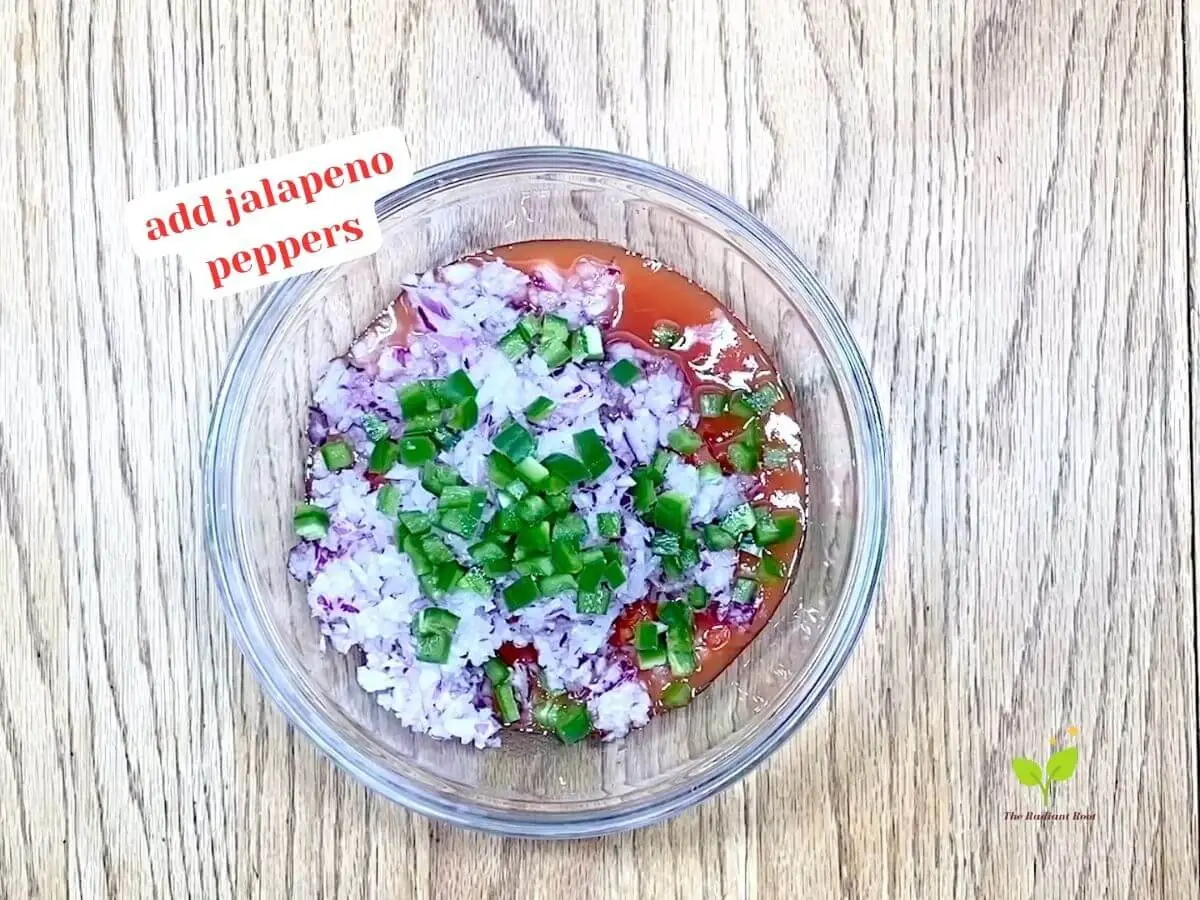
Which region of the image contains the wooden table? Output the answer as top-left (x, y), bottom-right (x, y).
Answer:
top-left (3, 1), bottom-right (1197, 896)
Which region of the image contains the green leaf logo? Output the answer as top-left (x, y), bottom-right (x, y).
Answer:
top-left (1045, 746), bottom-right (1078, 783)
top-left (1011, 728), bottom-right (1082, 808)
top-left (1011, 757), bottom-right (1043, 786)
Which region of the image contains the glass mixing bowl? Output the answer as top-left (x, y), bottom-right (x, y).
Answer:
top-left (204, 147), bottom-right (888, 837)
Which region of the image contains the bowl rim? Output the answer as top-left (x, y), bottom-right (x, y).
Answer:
top-left (204, 145), bottom-right (889, 838)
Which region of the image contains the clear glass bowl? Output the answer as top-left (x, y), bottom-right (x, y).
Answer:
top-left (204, 147), bottom-right (888, 837)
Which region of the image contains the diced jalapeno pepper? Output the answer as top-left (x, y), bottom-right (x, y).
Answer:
top-left (608, 358), bottom-right (642, 386)
top-left (293, 503), bottom-right (330, 539)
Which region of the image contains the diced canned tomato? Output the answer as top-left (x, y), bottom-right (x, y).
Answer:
top-left (497, 642), bottom-right (538, 666)
top-left (612, 599), bottom-right (657, 646)
top-left (703, 624), bottom-right (731, 651)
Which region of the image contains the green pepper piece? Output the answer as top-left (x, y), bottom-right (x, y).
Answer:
top-left (660, 680), bottom-right (694, 708)
top-left (666, 427), bottom-right (703, 455)
top-left (397, 435), bottom-right (437, 467)
top-left (699, 391), bottom-right (728, 418)
top-left (651, 532), bottom-right (682, 556)
top-left (483, 657), bottom-right (510, 685)
top-left (552, 700), bottom-right (592, 744)
top-left (503, 575), bottom-right (541, 612)
top-left (746, 382), bottom-right (783, 414)
top-left (541, 453), bottom-right (590, 484)
top-left (608, 358), bottom-right (642, 386)
top-left (376, 484), bottom-right (401, 516)
top-left (518, 521), bottom-right (552, 554)
top-left (595, 512), bottom-right (622, 538)
top-left (720, 503), bottom-right (757, 536)
top-left (572, 429), bottom-right (613, 478)
top-left (652, 491), bottom-right (691, 533)
top-left (524, 396), bottom-right (556, 423)
top-left (293, 503), bottom-right (330, 540)
top-left (517, 494), bottom-right (551, 524)
top-left (493, 682), bottom-right (520, 724)
top-left (513, 555), bottom-right (555, 577)
top-left (320, 439), bottom-right (355, 471)
top-left (538, 339), bottom-right (571, 369)
top-left (360, 414), bottom-right (390, 442)
top-left (579, 325), bottom-right (605, 360)
top-left (551, 540), bottom-right (583, 574)
top-left (498, 327), bottom-right (530, 361)
top-left (575, 584), bottom-right (611, 615)
top-left (413, 606), bottom-right (460, 635)
top-left (726, 390), bottom-right (756, 419)
top-left (420, 461), bottom-right (462, 496)
top-left (440, 369), bottom-right (478, 403)
top-left (650, 320), bottom-right (682, 349)
top-left (539, 573), bottom-right (577, 595)
top-left (493, 418), bottom-right (535, 462)
top-left (732, 577), bottom-right (758, 604)
top-left (368, 438), bottom-right (402, 474)
top-left (412, 630), bottom-right (452, 664)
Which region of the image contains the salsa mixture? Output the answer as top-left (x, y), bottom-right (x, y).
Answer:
top-left (288, 240), bottom-right (806, 747)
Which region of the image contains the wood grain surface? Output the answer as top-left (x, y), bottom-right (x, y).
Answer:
top-left (2, 0), bottom-right (1197, 896)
